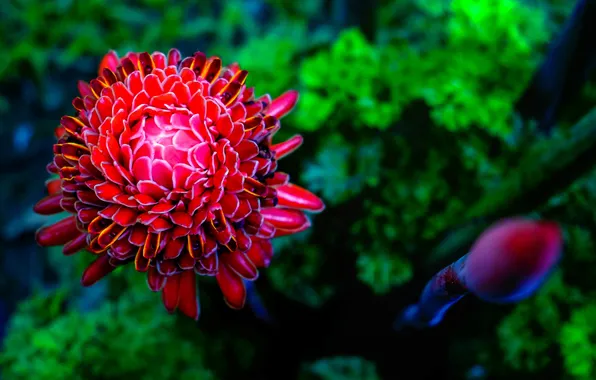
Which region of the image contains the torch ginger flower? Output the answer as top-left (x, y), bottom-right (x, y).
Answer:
top-left (33, 49), bottom-right (325, 320)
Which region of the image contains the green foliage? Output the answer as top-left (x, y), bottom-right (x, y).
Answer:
top-left (414, 0), bottom-right (550, 137)
top-left (355, 250), bottom-right (413, 294)
top-left (0, 0), bottom-right (214, 82)
top-left (496, 272), bottom-right (572, 372)
top-left (560, 303), bottom-right (596, 380)
top-left (297, 28), bottom-right (400, 131)
top-left (301, 133), bottom-right (382, 206)
top-left (0, 289), bottom-right (215, 380)
top-left (269, 230), bottom-right (335, 307)
top-left (300, 356), bottom-right (381, 380)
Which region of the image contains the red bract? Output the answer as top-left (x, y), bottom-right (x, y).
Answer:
top-left (34, 49), bottom-right (325, 320)
top-left (465, 218), bottom-right (562, 303)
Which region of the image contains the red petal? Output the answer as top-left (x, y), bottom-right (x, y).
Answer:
top-left (177, 270), bottom-right (200, 320)
top-left (46, 179), bottom-right (62, 195)
top-left (266, 90), bottom-right (298, 119)
top-left (35, 216), bottom-right (80, 246)
top-left (261, 208), bottom-right (310, 232)
top-left (33, 194), bottom-right (64, 215)
top-left (276, 183), bottom-right (325, 212)
top-left (147, 266), bottom-right (166, 291)
top-left (98, 50), bottom-right (120, 76)
top-left (466, 218), bottom-right (563, 303)
top-left (271, 135), bottom-right (303, 159)
top-left (162, 273), bottom-right (181, 313)
top-left (62, 233), bottom-right (87, 255)
top-left (81, 255), bottom-right (116, 286)
top-left (222, 251), bottom-right (258, 280)
top-left (246, 239), bottom-right (273, 268)
top-left (216, 263), bottom-right (246, 309)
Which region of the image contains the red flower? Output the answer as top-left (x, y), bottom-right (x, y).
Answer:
top-left (34, 49), bottom-right (324, 320)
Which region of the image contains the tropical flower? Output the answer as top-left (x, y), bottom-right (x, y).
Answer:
top-left (34, 49), bottom-right (325, 320)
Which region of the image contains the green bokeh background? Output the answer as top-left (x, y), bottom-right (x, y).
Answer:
top-left (1, 0), bottom-right (595, 378)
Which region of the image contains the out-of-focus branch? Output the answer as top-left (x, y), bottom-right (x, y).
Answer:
top-left (516, 0), bottom-right (596, 133)
top-left (429, 105), bottom-right (596, 264)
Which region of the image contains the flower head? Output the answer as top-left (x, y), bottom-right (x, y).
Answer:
top-left (34, 49), bottom-right (325, 319)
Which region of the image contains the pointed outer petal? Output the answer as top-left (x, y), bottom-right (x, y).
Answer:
top-left (216, 262), bottom-right (246, 309)
top-left (222, 251), bottom-right (258, 280)
top-left (167, 48), bottom-right (182, 66)
top-left (162, 273), bottom-right (182, 313)
top-left (33, 194), bottom-right (64, 215)
top-left (465, 219), bottom-right (563, 303)
top-left (246, 239), bottom-right (273, 268)
top-left (81, 255), bottom-right (116, 286)
top-left (266, 90), bottom-right (299, 118)
top-left (176, 270), bottom-right (200, 320)
top-left (261, 208), bottom-right (310, 232)
top-left (35, 216), bottom-right (80, 246)
top-left (143, 232), bottom-right (162, 259)
top-left (164, 238), bottom-right (185, 259)
top-left (235, 140), bottom-right (259, 160)
top-left (62, 233), bottom-right (88, 255)
top-left (98, 51), bottom-right (119, 76)
top-left (147, 266), bottom-right (167, 291)
top-left (137, 180), bottom-right (167, 200)
top-left (134, 246), bottom-right (150, 272)
top-left (271, 135), bottom-right (303, 159)
top-left (276, 183), bottom-right (325, 212)
top-left (151, 159), bottom-right (174, 188)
